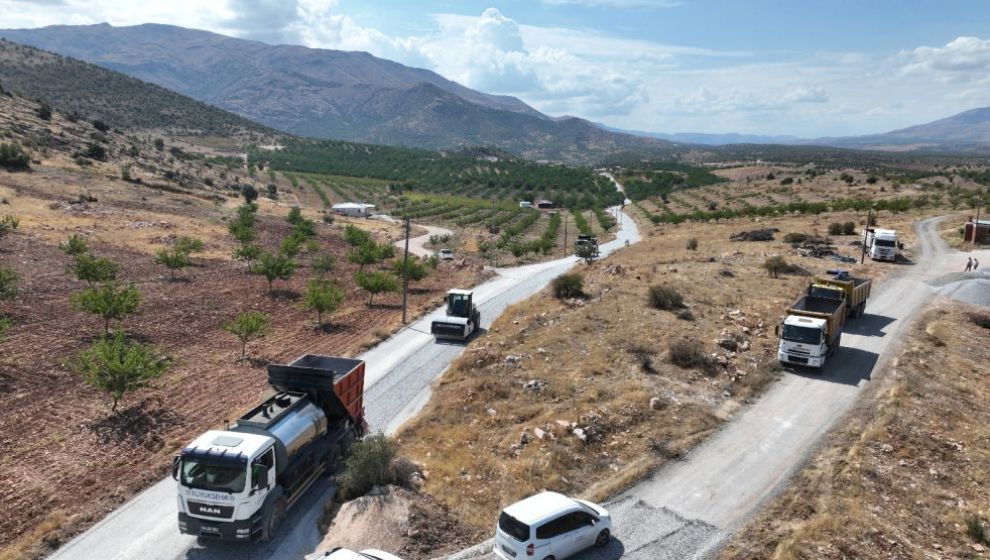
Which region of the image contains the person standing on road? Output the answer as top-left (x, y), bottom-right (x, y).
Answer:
top-left (975, 258), bottom-right (980, 271)
top-left (965, 257), bottom-right (973, 271)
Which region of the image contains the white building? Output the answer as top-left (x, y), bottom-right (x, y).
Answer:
top-left (332, 203), bottom-right (376, 217)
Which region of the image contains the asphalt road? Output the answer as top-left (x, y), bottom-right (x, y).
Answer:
top-left (47, 208), bottom-right (639, 560)
top-left (450, 216), bottom-right (973, 560)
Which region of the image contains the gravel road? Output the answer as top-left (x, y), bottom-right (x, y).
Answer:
top-left (448, 216), bottom-right (985, 560)
top-left (392, 224), bottom-right (453, 259)
top-left (46, 208), bottom-right (639, 560)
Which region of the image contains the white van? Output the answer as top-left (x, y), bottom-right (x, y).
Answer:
top-left (494, 492), bottom-right (612, 560)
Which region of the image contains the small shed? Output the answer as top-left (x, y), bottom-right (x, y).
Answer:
top-left (535, 198), bottom-right (555, 210)
top-left (519, 201), bottom-right (533, 209)
top-left (332, 203), bottom-right (376, 218)
top-left (964, 218), bottom-right (990, 243)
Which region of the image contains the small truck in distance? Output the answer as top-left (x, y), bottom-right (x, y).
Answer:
top-left (173, 355), bottom-right (365, 541)
top-left (806, 269), bottom-right (872, 319)
top-left (777, 294), bottom-right (847, 370)
top-left (431, 289), bottom-right (481, 341)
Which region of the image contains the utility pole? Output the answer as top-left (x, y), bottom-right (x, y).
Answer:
top-left (563, 211), bottom-right (569, 257)
top-left (973, 196), bottom-right (983, 247)
top-left (401, 216), bottom-right (410, 324)
top-left (860, 204), bottom-right (876, 264)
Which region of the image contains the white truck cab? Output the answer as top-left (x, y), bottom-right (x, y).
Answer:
top-left (777, 315), bottom-right (828, 369)
top-left (175, 431), bottom-right (277, 541)
top-left (863, 228), bottom-right (898, 262)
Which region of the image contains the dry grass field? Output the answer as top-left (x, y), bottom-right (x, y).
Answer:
top-left (720, 302), bottom-right (990, 560)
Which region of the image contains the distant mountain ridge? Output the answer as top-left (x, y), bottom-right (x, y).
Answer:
top-left (0, 38), bottom-right (275, 139)
top-left (809, 106), bottom-right (990, 152)
top-left (0, 23), bottom-right (677, 163)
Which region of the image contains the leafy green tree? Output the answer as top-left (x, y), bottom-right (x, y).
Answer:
top-left (241, 185), bottom-right (259, 204)
top-left (233, 243), bottom-right (262, 270)
top-left (355, 270), bottom-right (399, 306)
top-left (154, 249), bottom-right (191, 280)
top-left (302, 279), bottom-right (344, 329)
top-left (174, 237), bottom-right (204, 255)
top-left (250, 251), bottom-right (297, 293)
top-left (71, 283), bottom-right (141, 334)
top-left (223, 311), bottom-right (271, 360)
top-left (60, 234), bottom-right (89, 256)
top-left (280, 234), bottom-right (303, 258)
top-left (344, 224), bottom-right (373, 247)
top-left (74, 330), bottom-right (170, 413)
top-left (312, 253), bottom-right (337, 277)
top-left (71, 254), bottom-right (118, 285)
top-left (37, 103), bottom-right (52, 121)
top-left (392, 256), bottom-right (429, 283)
top-left (348, 242), bottom-right (384, 271)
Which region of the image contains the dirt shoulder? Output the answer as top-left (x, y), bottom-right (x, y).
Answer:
top-left (720, 302), bottom-right (990, 560)
top-left (394, 209), bottom-right (930, 533)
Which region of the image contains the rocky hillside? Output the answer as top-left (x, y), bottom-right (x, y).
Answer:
top-left (0, 39), bottom-right (276, 141)
top-left (0, 24), bottom-right (678, 163)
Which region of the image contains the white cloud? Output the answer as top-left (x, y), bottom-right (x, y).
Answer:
top-left (538, 0), bottom-right (684, 8)
top-left (901, 36), bottom-right (990, 84)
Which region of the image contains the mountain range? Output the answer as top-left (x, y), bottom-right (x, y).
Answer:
top-left (0, 23), bottom-right (677, 163)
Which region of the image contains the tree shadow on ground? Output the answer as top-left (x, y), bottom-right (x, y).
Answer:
top-left (85, 397), bottom-right (182, 451)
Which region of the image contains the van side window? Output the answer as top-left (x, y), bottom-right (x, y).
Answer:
top-left (536, 517), bottom-right (567, 539)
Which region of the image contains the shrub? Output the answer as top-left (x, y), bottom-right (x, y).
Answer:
top-left (0, 265), bottom-right (18, 301)
top-left (843, 222), bottom-right (856, 235)
top-left (74, 330), bottom-right (169, 413)
top-left (312, 254), bottom-right (337, 277)
top-left (551, 273), bottom-right (584, 299)
top-left (223, 311), bottom-right (271, 360)
top-left (0, 142), bottom-right (30, 170)
top-left (344, 224), bottom-right (373, 247)
top-left (91, 119), bottom-right (110, 132)
top-left (393, 256), bottom-right (430, 283)
top-left (154, 248), bottom-right (191, 279)
top-left (154, 138), bottom-right (165, 150)
top-left (0, 315), bottom-right (11, 342)
top-left (780, 177), bottom-right (794, 185)
top-left (233, 244), bottom-right (261, 270)
top-left (969, 312), bottom-right (990, 330)
top-left (783, 232), bottom-right (807, 244)
top-left (83, 144), bottom-right (107, 161)
top-left (686, 237), bottom-right (698, 251)
top-left (70, 283), bottom-right (141, 334)
top-left (676, 308), bottom-right (695, 321)
top-left (37, 103), bottom-right (52, 121)
top-left (648, 285), bottom-right (684, 310)
top-left (763, 255), bottom-right (790, 278)
top-left (827, 223), bottom-right (844, 235)
top-left (668, 338), bottom-right (716, 375)
top-left (266, 184), bottom-right (278, 199)
top-left (336, 434), bottom-right (415, 501)
top-left (866, 176), bottom-right (879, 185)
top-left (966, 514), bottom-right (989, 546)
top-left (0, 215), bottom-right (19, 240)
top-left (71, 254), bottom-right (118, 285)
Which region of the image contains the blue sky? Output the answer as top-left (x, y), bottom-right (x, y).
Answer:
top-left (4, 0), bottom-right (990, 137)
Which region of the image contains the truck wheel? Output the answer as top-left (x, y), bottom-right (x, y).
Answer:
top-left (262, 497), bottom-right (286, 542)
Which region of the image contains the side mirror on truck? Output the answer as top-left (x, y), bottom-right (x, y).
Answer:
top-left (171, 456), bottom-right (180, 481)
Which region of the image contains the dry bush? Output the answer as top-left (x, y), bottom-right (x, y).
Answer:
top-left (763, 255), bottom-right (790, 278)
top-left (669, 338), bottom-right (715, 375)
top-left (686, 237), bottom-right (698, 251)
top-left (649, 284), bottom-right (684, 310)
top-left (552, 273), bottom-right (584, 299)
top-left (782, 232), bottom-right (807, 243)
top-left (969, 312), bottom-right (990, 330)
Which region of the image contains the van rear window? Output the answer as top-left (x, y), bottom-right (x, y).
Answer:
top-left (499, 512), bottom-right (530, 542)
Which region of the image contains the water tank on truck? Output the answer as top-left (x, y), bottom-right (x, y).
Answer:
top-left (172, 355), bottom-right (366, 542)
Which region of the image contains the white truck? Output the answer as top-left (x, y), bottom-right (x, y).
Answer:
top-left (173, 355), bottom-right (366, 541)
top-left (862, 228), bottom-right (898, 262)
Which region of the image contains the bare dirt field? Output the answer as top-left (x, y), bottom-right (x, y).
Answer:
top-left (0, 162), bottom-right (486, 559)
top-left (719, 302), bottom-right (990, 560)
top-left (394, 206), bottom-right (942, 533)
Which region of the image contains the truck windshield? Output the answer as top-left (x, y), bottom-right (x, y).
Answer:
top-left (781, 325), bottom-right (822, 345)
top-left (874, 239), bottom-right (896, 248)
top-left (181, 459), bottom-right (246, 493)
top-left (448, 294), bottom-right (470, 317)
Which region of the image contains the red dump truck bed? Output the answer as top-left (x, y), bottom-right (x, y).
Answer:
top-left (266, 354), bottom-right (365, 428)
